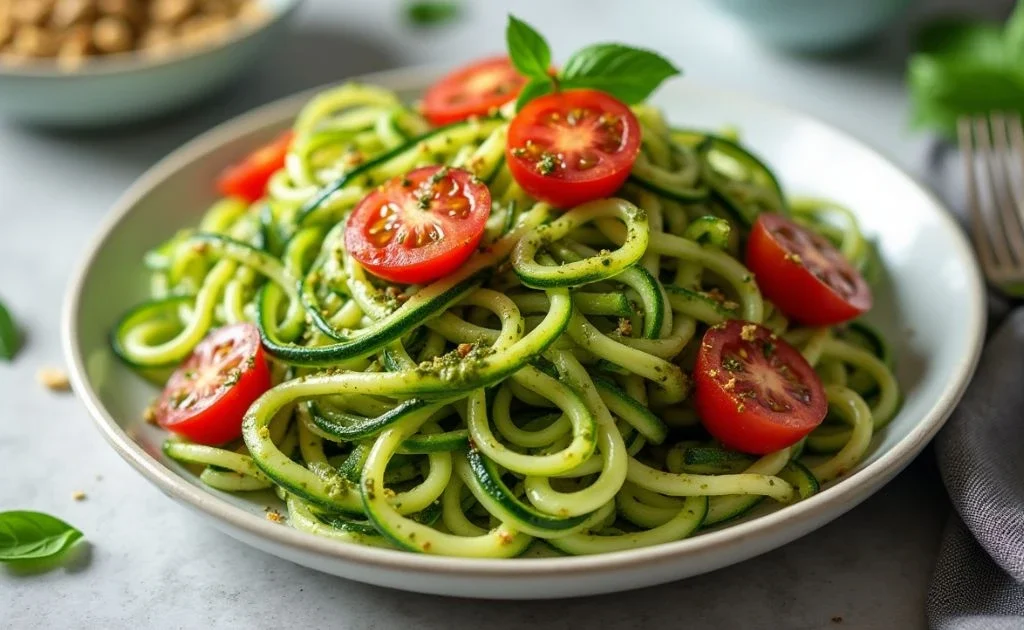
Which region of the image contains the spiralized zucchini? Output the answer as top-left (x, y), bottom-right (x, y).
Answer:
top-left (115, 83), bottom-right (900, 557)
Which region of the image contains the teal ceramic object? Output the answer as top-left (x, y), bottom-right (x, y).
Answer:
top-left (710, 0), bottom-right (915, 52)
top-left (0, 0), bottom-right (300, 126)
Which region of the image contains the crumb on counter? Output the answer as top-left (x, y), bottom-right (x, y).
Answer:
top-left (36, 366), bottom-right (71, 391)
top-left (72, 490), bottom-right (87, 501)
top-left (831, 616), bottom-right (843, 624)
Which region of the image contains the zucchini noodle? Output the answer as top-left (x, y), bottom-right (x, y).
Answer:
top-left (114, 82), bottom-right (901, 557)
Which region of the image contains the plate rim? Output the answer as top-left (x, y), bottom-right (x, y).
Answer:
top-left (61, 64), bottom-right (986, 579)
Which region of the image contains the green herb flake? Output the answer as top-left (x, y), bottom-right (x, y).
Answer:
top-left (0, 299), bottom-right (20, 361)
top-left (404, 1), bottom-right (460, 27)
top-left (0, 511), bottom-right (83, 565)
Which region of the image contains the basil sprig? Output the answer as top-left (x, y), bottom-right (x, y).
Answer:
top-left (0, 298), bottom-right (19, 361)
top-left (506, 15), bottom-right (681, 109)
top-left (0, 511), bottom-right (83, 565)
top-left (908, 2), bottom-right (1024, 137)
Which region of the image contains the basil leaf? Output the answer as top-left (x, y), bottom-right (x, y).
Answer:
top-left (915, 19), bottom-right (1005, 64)
top-left (0, 511), bottom-right (83, 563)
top-left (405, 1), bottom-right (459, 26)
top-left (506, 16), bottom-right (551, 79)
top-left (1006, 1), bottom-right (1024, 62)
top-left (561, 44), bottom-right (680, 104)
top-left (516, 77), bottom-right (555, 110)
top-left (0, 298), bottom-right (19, 361)
top-left (908, 55), bottom-right (1024, 137)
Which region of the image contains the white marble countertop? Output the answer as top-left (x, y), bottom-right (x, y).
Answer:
top-left (1, 0), bottom-right (995, 627)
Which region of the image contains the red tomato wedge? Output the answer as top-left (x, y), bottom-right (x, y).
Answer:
top-left (694, 320), bottom-right (827, 455)
top-left (156, 323), bottom-right (271, 445)
top-left (421, 56), bottom-right (527, 126)
top-left (216, 130), bottom-right (294, 203)
top-left (344, 166), bottom-right (491, 285)
top-left (506, 89), bottom-right (641, 209)
top-left (746, 213), bottom-right (872, 326)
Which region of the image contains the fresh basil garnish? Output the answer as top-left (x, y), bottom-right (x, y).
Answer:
top-left (506, 16), bottom-right (552, 80)
top-left (561, 43), bottom-right (681, 104)
top-left (515, 77), bottom-right (556, 110)
top-left (506, 15), bottom-right (681, 108)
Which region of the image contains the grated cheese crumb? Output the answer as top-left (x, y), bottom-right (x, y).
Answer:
top-left (266, 510), bottom-right (284, 523)
top-left (37, 367), bottom-right (71, 392)
top-left (740, 324), bottom-right (758, 342)
top-left (615, 318), bottom-right (633, 337)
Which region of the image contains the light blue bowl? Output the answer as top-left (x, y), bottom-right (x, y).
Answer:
top-left (708, 0), bottom-right (915, 53)
top-left (0, 0), bottom-right (300, 126)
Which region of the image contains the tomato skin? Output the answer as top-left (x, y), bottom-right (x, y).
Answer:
top-left (506, 89), bottom-right (642, 209)
top-left (746, 213), bottom-right (871, 326)
top-left (694, 320), bottom-right (827, 455)
top-left (216, 130), bottom-right (294, 203)
top-left (156, 323), bottom-right (271, 446)
top-left (422, 56), bottom-right (527, 126)
top-left (344, 166), bottom-right (491, 285)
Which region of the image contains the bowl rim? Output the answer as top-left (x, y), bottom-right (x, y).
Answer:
top-left (61, 64), bottom-right (987, 578)
top-left (0, 0), bottom-right (302, 79)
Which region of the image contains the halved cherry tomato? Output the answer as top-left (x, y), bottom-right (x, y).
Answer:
top-left (506, 89), bottom-right (641, 209)
top-left (421, 56), bottom-right (527, 126)
top-left (156, 323), bottom-right (271, 445)
top-left (344, 166), bottom-right (491, 285)
top-left (216, 130), bottom-right (294, 203)
top-left (746, 213), bottom-right (871, 326)
top-left (694, 320), bottom-right (827, 455)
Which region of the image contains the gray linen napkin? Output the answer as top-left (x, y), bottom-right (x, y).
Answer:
top-left (923, 144), bottom-right (1024, 629)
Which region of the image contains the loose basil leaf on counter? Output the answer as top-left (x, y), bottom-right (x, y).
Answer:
top-left (0, 299), bottom-right (19, 361)
top-left (405, 1), bottom-right (460, 27)
top-left (561, 43), bottom-right (681, 104)
top-left (0, 511), bottom-right (83, 563)
top-left (506, 15), bottom-right (551, 79)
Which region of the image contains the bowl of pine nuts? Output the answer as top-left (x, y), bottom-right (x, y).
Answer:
top-left (0, 0), bottom-right (300, 125)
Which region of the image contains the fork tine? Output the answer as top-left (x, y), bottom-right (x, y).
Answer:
top-left (987, 113), bottom-right (1024, 265)
top-left (1004, 114), bottom-right (1024, 228)
top-left (959, 116), bottom-right (999, 275)
top-left (973, 116), bottom-right (1016, 269)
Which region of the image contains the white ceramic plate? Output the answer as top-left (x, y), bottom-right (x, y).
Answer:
top-left (62, 67), bottom-right (985, 599)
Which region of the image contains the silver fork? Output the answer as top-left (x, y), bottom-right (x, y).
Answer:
top-left (959, 113), bottom-right (1024, 295)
